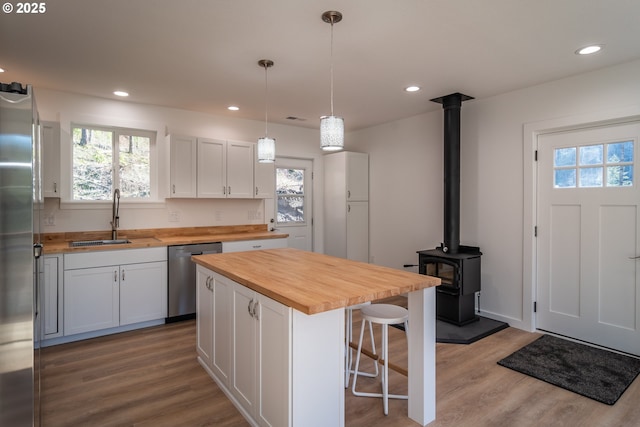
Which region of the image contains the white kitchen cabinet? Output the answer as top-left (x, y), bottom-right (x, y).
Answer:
top-left (324, 151), bottom-right (369, 262)
top-left (119, 261), bottom-right (167, 325)
top-left (196, 265), bottom-right (232, 386)
top-left (63, 248), bottom-right (167, 336)
top-left (227, 140), bottom-right (255, 198)
top-left (197, 267), bottom-right (292, 426)
top-left (222, 238), bottom-right (287, 253)
top-left (64, 266), bottom-right (120, 335)
top-left (42, 121), bottom-right (60, 198)
top-left (197, 138), bottom-right (226, 198)
top-left (169, 134), bottom-right (197, 198)
top-left (346, 201), bottom-right (369, 263)
top-left (231, 274), bottom-right (291, 427)
top-left (42, 254), bottom-right (63, 338)
top-left (196, 266), bottom-right (344, 427)
top-left (254, 151), bottom-right (275, 199)
top-left (196, 138), bottom-right (254, 198)
top-left (196, 267), bottom-right (214, 367)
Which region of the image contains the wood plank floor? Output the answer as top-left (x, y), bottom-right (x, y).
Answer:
top-left (40, 313), bottom-right (640, 426)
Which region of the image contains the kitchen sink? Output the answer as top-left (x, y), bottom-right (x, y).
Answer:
top-left (69, 239), bottom-right (131, 247)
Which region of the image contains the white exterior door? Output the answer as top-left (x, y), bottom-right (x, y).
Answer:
top-left (275, 158), bottom-right (313, 251)
top-left (537, 121), bottom-right (640, 355)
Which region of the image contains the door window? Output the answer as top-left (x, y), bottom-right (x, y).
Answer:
top-left (276, 168), bottom-right (306, 223)
top-left (553, 140), bottom-right (634, 188)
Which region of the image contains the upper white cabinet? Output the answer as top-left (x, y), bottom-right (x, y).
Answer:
top-left (324, 151), bottom-right (369, 262)
top-left (254, 151), bottom-right (275, 199)
top-left (42, 121), bottom-right (60, 198)
top-left (169, 134), bottom-right (197, 198)
top-left (226, 140), bottom-right (255, 198)
top-left (200, 139), bottom-right (255, 198)
top-left (169, 135), bottom-right (260, 199)
top-left (197, 138), bottom-right (226, 198)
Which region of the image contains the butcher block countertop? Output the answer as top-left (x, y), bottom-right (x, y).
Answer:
top-left (192, 247), bottom-right (440, 315)
top-left (43, 224), bottom-right (287, 254)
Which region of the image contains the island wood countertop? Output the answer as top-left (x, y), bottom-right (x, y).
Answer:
top-left (192, 247), bottom-right (440, 315)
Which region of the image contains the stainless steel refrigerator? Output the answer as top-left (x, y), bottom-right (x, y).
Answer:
top-left (0, 82), bottom-right (43, 426)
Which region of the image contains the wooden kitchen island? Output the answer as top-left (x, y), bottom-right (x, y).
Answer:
top-left (192, 248), bottom-right (440, 427)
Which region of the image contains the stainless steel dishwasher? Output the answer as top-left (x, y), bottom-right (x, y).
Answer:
top-left (167, 242), bottom-right (222, 321)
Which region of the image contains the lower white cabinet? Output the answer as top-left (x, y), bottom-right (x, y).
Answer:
top-left (197, 266), bottom-right (291, 427)
top-left (221, 238), bottom-right (287, 253)
top-left (63, 248), bottom-right (167, 336)
top-left (197, 265), bottom-right (232, 385)
top-left (64, 266), bottom-right (120, 335)
top-left (42, 254), bottom-right (63, 338)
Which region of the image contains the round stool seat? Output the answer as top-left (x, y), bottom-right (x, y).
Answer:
top-left (360, 303), bottom-right (408, 325)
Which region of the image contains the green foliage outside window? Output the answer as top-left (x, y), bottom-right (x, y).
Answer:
top-left (72, 125), bottom-right (153, 200)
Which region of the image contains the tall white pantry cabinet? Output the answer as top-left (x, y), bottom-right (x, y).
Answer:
top-left (324, 151), bottom-right (369, 263)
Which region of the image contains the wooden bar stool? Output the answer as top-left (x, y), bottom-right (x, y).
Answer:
top-left (351, 303), bottom-right (409, 415)
top-left (345, 302), bottom-right (379, 388)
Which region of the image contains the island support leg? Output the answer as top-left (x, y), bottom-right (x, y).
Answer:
top-left (407, 287), bottom-right (436, 426)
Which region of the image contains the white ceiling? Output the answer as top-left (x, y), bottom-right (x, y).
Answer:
top-left (2, 0), bottom-right (640, 132)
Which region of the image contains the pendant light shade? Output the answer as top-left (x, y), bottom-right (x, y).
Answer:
top-left (320, 11), bottom-right (344, 152)
top-left (320, 115), bottom-right (344, 151)
top-left (257, 136), bottom-right (275, 162)
top-left (257, 59), bottom-right (275, 163)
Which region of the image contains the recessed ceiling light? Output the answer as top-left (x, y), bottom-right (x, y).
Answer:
top-left (113, 90), bottom-right (129, 97)
top-left (0, 68), bottom-right (5, 73)
top-left (405, 86), bottom-right (421, 92)
top-left (228, 106), bottom-right (239, 111)
top-left (576, 45), bottom-right (602, 55)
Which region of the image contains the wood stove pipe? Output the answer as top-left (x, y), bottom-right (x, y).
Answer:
top-left (430, 92), bottom-right (474, 254)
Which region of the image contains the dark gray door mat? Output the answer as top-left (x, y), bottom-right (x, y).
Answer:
top-left (498, 334), bottom-right (640, 405)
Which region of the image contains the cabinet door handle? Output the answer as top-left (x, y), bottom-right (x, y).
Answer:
top-left (53, 182), bottom-right (57, 193)
top-left (172, 184), bottom-right (176, 194)
top-left (255, 186), bottom-right (259, 196)
top-left (348, 204), bottom-right (351, 213)
top-left (114, 270), bottom-right (118, 282)
top-left (228, 186), bottom-right (231, 195)
top-left (248, 299), bottom-right (254, 317)
top-left (348, 190), bottom-right (351, 199)
top-left (223, 186), bottom-right (226, 195)
top-left (121, 269), bottom-right (125, 281)
top-left (252, 301), bottom-right (259, 321)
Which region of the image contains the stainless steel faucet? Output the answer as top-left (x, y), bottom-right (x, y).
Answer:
top-left (111, 188), bottom-right (120, 240)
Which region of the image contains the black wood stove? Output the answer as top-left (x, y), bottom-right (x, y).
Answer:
top-left (418, 92), bottom-right (482, 326)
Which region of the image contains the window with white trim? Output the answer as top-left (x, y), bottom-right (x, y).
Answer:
top-left (71, 124), bottom-right (156, 200)
top-left (553, 140), bottom-right (634, 188)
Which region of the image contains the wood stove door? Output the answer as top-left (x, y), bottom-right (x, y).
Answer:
top-left (537, 121), bottom-right (640, 356)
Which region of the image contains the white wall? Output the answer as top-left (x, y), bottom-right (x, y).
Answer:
top-left (349, 59), bottom-right (640, 330)
top-left (36, 89), bottom-right (326, 252)
top-left (36, 59), bottom-right (640, 331)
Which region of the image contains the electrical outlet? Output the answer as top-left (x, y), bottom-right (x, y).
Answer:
top-left (168, 211), bottom-right (179, 222)
top-left (43, 213), bottom-right (55, 226)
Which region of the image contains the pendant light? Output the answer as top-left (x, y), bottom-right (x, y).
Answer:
top-left (257, 59), bottom-right (276, 163)
top-left (320, 10), bottom-right (344, 151)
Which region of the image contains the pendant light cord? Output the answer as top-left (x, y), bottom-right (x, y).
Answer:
top-left (330, 19), bottom-right (335, 116)
top-left (264, 64), bottom-right (269, 137)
